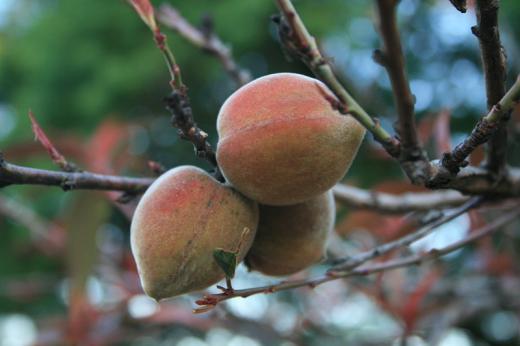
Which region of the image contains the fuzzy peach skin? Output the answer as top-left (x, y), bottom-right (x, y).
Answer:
top-left (216, 72), bottom-right (365, 206)
top-left (245, 190), bottom-right (335, 276)
top-left (130, 166), bottom-right (258, 300)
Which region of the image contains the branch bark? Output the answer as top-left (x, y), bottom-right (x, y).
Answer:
top-left (441, 75), bottom-right (520, 174)
top-left (0, 155), bottom-right (152, 193)
top-left (329, 197), bottom-right (482, 272)
top-left (333, 184), bottom-right (468, 213)
top-left (158, 4), bottom-right (251, 87)
top-left (193, 204), bottom-right (519, 312)
top-left (374, 0), bottom-right (429, 184)
top-left (473, 0), bottom-right (508, 174)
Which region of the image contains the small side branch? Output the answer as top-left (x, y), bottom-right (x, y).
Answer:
top-left (442, 76), bottom-right (520, 174)
top-left (329, 197), bottom-right (482, 272)
top-left (473, 0), bottom-right (508, 174)
top-left (273, 0), bottom-right (401, 157)
top-left (0, 156), bottom-right (153, 193)
top-left (128, 0), bottom-right (218, 171)
top-left (194, 204), bottom-right (518, 311)
top-left (374, 0), bottom-right (429, 184)
top-left (333, 184), bottom-right (468, 213)
top-left (158, 5), bottom-right (251, 87)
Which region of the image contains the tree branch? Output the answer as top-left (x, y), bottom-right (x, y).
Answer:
top-left (158, 4), bottom-right (251, 87)
top-left (441, 75), bottom-right (520, 173)
top-left (273, 0), bottom-right (401, 157)
top-left (473, 0), bottom-right (508, 174)
top-left (374, 0), bottom-right (429, 184)
top-left (129, 0), bottom-right (219, 171)
top-left (0, 155), bottom-right (153, 193)
top-left (333, 184), bottom-right (468, 213)
top-left (329, 196), bottom-right (482, 272)
top-left (428, 164), bottom-right (520, 197)
top-left (193, 203), bottom-right (518, 312)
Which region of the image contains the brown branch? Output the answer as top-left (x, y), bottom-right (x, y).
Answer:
top-left (194, 203), bottom-right (518, 312)
top-left (374, 0), bottom-right (429, 184)
top-left (333, 184), bottom-right (468, 213)
top-left (0, 155), bottom-right (153, 193)
top-left (441, 75), bottom-right (520, 174)
top-left (273, 0), bottom-right (401, 157)
top-left (129, 0), bottom-right (218, 171)
top-left (428, 164), bottom-right (520, 197)
top-left (329, 196), bottom-right (482, 272)
top-left (158, 4), bottom-right (251, 87)
top-left (473, 0), bottom-right (508, 174)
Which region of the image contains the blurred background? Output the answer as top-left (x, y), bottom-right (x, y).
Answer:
top-left (1, 0), bottom-right (520, 345)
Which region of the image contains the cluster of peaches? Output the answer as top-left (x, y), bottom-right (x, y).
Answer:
top-left (130, 73), bottom-right (365, 300)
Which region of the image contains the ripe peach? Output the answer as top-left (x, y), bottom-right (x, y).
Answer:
top-left (130, 166), bottom-right (258, 300)
top-left (216, 73), bottom-right (365, 206)
top-left (246, 190), bottom-right (335, 276)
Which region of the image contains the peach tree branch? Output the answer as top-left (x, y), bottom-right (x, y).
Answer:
top-left (128, 0), bottom-right (218, 170)
top-left (158, 4), bottom-right (251, 87)
top-left (441, 75), bottom-right (520, 174)
top-left (333, 184), bottom-right (468, 213)
top-left (329, 196), bottom-right (482, 272)
top-left (193, 203), bottom-right (519, 312)
top-left (374, 0), bottom-right (430, 184)
top-left (473, 0), bottom-right (508, 174)
top-left (0, 154), bottom-right (153, 193)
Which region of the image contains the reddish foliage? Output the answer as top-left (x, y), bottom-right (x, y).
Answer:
top-left (28, 110), bottom-right (72, 170)
top-left (399, 270), bottom-right (441, 334)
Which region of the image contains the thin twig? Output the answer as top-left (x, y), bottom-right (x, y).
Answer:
top-left (273, 0), bottom-right (401, 157)
top-left (442, 75), bottom-right (520, 174)
top-left (128, 0), bottom-right (218, 170)
top-left (333, 184), bottom-right (468, 213)
top-left (374, 0), bottom-right (429, 184)
top-left (158, 4), bottom-right (251, 87)
top-left (329, 197), bottom-right (482, 272)
top-left (473, 0), bottom-right (508, 174)
top-left (194, 204), bottom-right (518, 311)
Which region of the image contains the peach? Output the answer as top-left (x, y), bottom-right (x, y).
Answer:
top-left (216, 73), bottom-right (365, 206)
top-left (245, 190), bottom-right (335, 276)
top-left (130, 166), bottom-right (258, 300)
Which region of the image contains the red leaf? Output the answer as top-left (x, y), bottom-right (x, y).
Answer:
top-left (28, 110), bottom-right (74, 171)
top-left (128, 0), bottom-right (158, 31)
top-left (399, 270), bottom-right (441, 333)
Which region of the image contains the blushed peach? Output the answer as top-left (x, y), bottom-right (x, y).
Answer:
top-left (130, 166), bottom-right (258, 300)
top-left (246, 190), bottom-right (335, 276)
top-left (216, 73), bottom-right (365, 206)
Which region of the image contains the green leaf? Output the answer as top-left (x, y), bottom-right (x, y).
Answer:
top-left (213, 248), bottom-right (237, 278)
